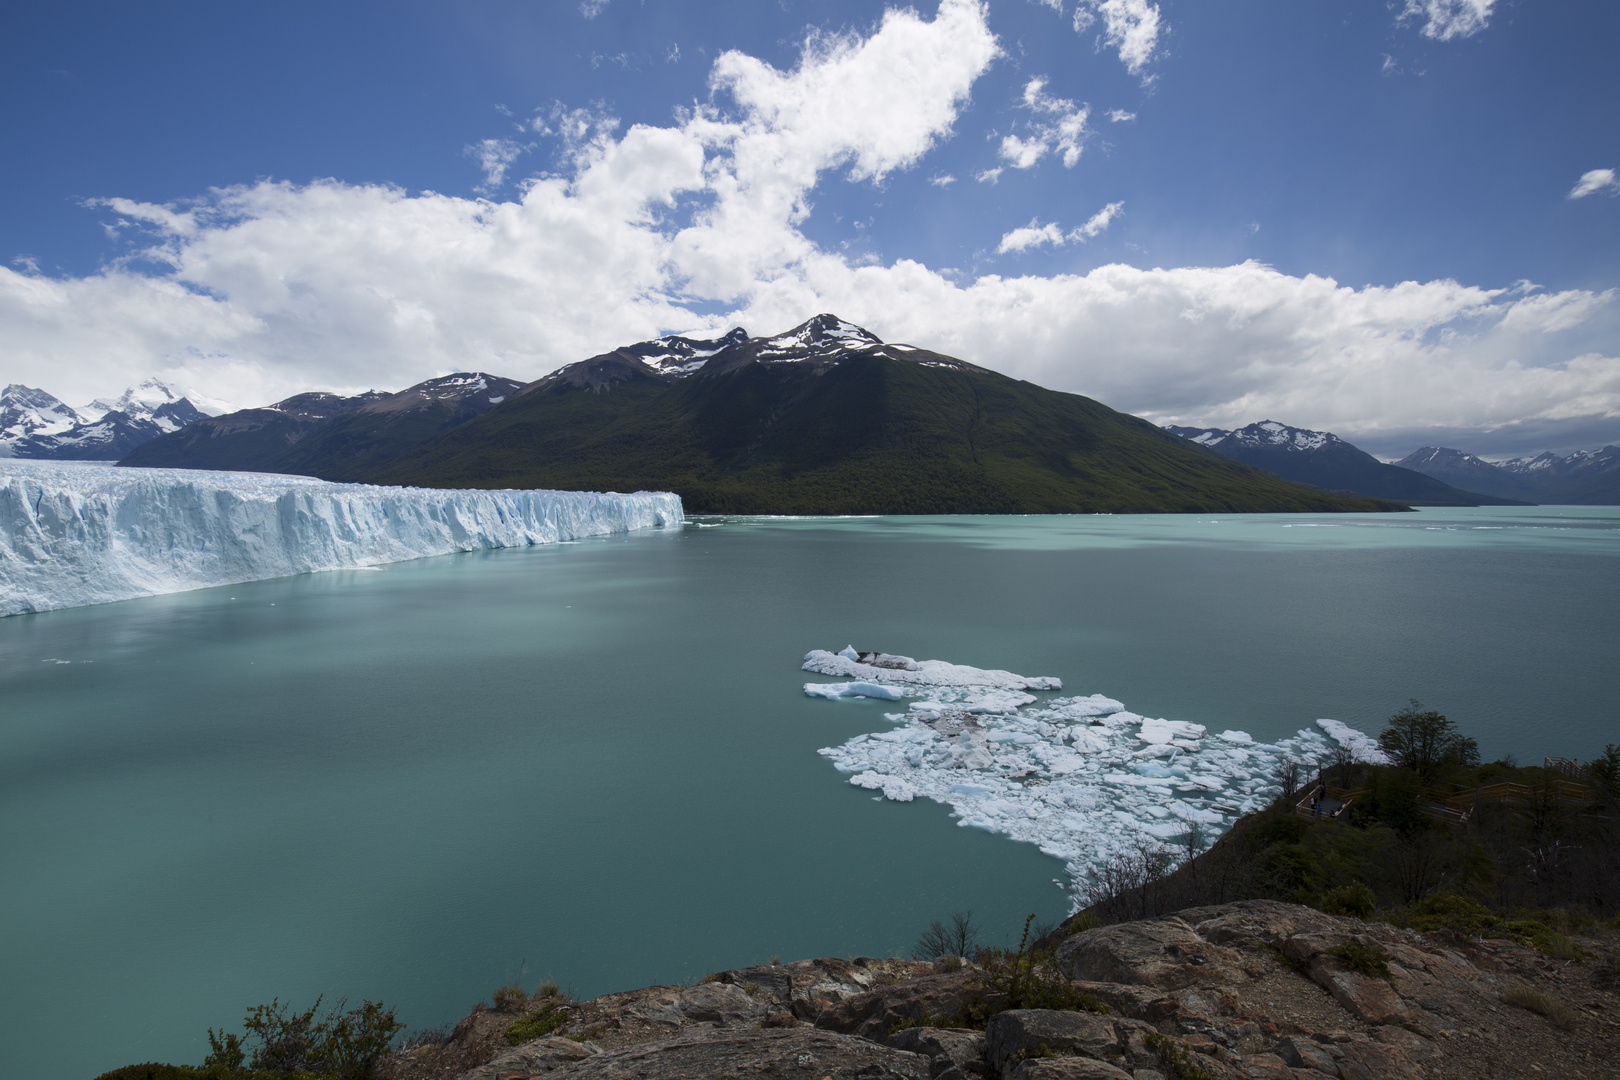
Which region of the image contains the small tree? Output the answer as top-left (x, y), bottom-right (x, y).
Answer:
top-left (1378, 701), bottom-right (1479, 781)
top-left (208, 995), bottom-right (404, 1080)
top-left (914, 910), bottom-right (981, 960)
top-left (1589, 744), bottom-right (1620, 798)
top-left (1273, 757), bottom-right (1302, 800)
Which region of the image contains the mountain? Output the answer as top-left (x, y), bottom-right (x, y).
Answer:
top-left (361, 315), bottom-right (1394, 515)
top-left (1165, 420), bottom-right (1516, 505)
top-left (1, 379), bottom-right (219, 460)
top-left (1398, 445), bottom-right (1620, 504)
top-left (122, 374), bottom-right (522, 477)
top-left (1393, 447), bottom-right (1543, 502)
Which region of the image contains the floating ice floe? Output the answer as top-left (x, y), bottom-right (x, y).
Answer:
top-left (802, 646), bottom-right (1382, 903)
top-left (803, 648), bottom-right (1062, 690)
top-left (0, 460), bottom-right (683, 616)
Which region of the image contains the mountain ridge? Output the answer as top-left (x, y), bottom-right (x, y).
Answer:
top-left (356, 317), bottom-right (1395, 515)
top-left (1166, 420), bottom-right (1521, 505)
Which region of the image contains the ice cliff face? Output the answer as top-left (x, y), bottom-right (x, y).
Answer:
top-left (0, 461), bottom-right (683, 617)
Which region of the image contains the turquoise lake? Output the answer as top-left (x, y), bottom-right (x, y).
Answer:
top-left (2, 506), bottom-right (1617, 1079)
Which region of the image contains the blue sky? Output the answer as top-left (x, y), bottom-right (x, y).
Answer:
top-left (2, 0), bottom-right (1617, 458)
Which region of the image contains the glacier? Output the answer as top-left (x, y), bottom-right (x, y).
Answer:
top-left (0, 460), bottom-right (683, 617)
top-left (802, 647), bottom-right (1383, 905)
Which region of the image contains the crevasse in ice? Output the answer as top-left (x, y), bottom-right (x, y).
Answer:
top-left (0, 461), bottom-right (684, 616)
top-left (802, 647), bottom-right (1389, 903)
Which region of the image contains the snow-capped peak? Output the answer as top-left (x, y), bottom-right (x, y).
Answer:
top-left (1, 385), bottom-right (86, 445)
top-left (761, 314), bottom-right (883, 356)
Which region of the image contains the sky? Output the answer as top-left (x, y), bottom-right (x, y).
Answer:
top-left (2, 0), bottom-right (1617, 459)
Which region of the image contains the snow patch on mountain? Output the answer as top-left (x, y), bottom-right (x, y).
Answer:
top-left (803, 648), bottom-right (1386, 898)
top-left (0, 461), bottom-right (683, 616)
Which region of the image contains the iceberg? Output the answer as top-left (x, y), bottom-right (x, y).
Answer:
top-left (802, 648), bottom-right (1061, 690)
top-left (803, 647), bottom-right (1383, 904)
top-left (0, 460), bottom-right (683, 616)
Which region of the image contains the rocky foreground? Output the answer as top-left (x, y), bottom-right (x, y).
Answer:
top-left (384, 901), bottom-right (1619, 1080)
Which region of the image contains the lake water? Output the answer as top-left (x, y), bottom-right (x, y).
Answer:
top-left (3, 506), bottom-right (1617, 1079)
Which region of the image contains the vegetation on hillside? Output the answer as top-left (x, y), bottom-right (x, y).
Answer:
top-left (369, 356), bottom-right (1397, 515)
top-left (1054, 704), bottom-right (1620, 946)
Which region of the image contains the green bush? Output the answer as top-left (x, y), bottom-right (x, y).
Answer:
top-left (1318, 882), bottom-right (1377, 919)
top-left (95, 1067), bottom-right (329, 1080)
top-left (504, 1001), bottom-right (570, 1045)
top-left (200, 997), bottom-right (402, 1080)
top-left (954, 915), bottom-right (1109, 1029)
top-left (1326, 940), bottom-right (1392, 981)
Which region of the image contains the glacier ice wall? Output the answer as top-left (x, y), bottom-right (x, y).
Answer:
top-left (0, 461), bottom-right (684, 616)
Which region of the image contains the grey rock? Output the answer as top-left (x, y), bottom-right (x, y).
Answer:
top-left (1268, 1036), bottom-right (1338, 1074)
top-left (815, 972), bottom-right (987, 1040)
top-left (984, 1010), bottom-right (1121, 1076)
top-left (1006, 1060), bottom-right (1133, 1080)
top-left (457, 1035), bottom-right (596, 1079)
top-left (1131, 1071), bottom-right (1167, 1080)
top-left (675, 980), bottom-right (766, 1023)
top-left (539, 1026), bottom-right (931, 1079)
top-left (1055, 920), bottom-right (1247, 990)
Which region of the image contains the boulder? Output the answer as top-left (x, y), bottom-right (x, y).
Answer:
top-left (1304, 954), bottom-right (1407, 1025)
top-left (815, 971), bottom-right (987, 1039)
top-left (885, 1026), bottom-right (987, 1076)
top-left (1005, 1060), bottom-right (1132, 1080)
top-left (984, 1010), bottom-right (1121, 1076)
top-left (456, 1035), bottom-right (596, 1079)
top-left (1055, 920), bottom-right (1247, 990)
top-left (536, 1025), bottom-right (932, 1079)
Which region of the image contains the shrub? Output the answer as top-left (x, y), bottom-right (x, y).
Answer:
top-left (1142, 1032), bottom-right (1219, 1080)
top-left (1326, 940), bottom-right (1392, 981)
top-left (504, 1001), bottom-right (570, 1045)
top-left (203, 997), bottom-right (402, 1080)
top-left (533, 980), bottom-right (561, 1000)
top-left (1318, 882), bottom-right (1376, 919)
top-left (492, 984), bottom-right (527, 1012)
top-left (913, 910), bottom-right (981, 961)
top-left (955, 915), bottom-right (1109, 1029)
top-left (1501, 986), bottom-right (1581, 1031)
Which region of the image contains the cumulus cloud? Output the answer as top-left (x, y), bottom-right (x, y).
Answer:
top-left (996, 202), bottom-right (1122, 252)
top-left (997, 220), bottom-right (1066, 254)
top-left (3, 0), bottom-right (1616, 457)
top-left (1106, 109), bottom-right (1135, 123)
top-left (996, 78), bottom-right (1090, 170)
top-left (1569, 169), bottom-right (1620, 200)
top-left (1400, 0), bottom-right (1493, 41)
top-left (1074, 0), bottom-right (1162, 76)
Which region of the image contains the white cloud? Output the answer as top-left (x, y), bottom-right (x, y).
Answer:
top-left (1071, 200), bottom-right (1123, 239)
top-left (996, 78), bottom-right (1090, 170)
top-left (995, 202), bottom-right (1123, 253)
top-left (3, 0), bottom-right (1616, 456)
top-left (976, 166), bottom-right (1004, 184)
top-left (465, 138), bottom-right (527, 192)
top-left (1400, 0), bottom-right (1493, 41)
top-left (1106, 109), bottom-right (1135, 123)
top-left (1074, 0), bottom-right (1162, 76)
top-left (997, 220), bottom-right (1066, 254)
top-left (930, 173), bottom-right (957, 187)
top-left (580, 0), bottom-right (608, 19)
top-left (1569, 169), bottom-right (1620, 200)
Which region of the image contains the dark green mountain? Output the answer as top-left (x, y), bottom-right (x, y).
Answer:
top-left (121, 376), bottom-right (520, 476)
top-left (1167, 420), bottom-right (1521, 505)
top-left (366, 316), bottom-right (1395, 515)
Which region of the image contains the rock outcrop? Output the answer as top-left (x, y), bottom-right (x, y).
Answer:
top-left (384, 901), bottom-right (1620, 1080)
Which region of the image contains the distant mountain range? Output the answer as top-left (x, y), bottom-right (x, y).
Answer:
top-left (1164, 420), bottom-right (1521, 505)
top-left (121, 315), bottom-right (1393, 515)
top-left (122, 374), bottom-right (524, 478)
top-left (1397, 445), bottom-right (1620, 505)
top-left (16, 319), bottom-right (1617, 512)
top-left (0, 379), bottom-right (222, 460)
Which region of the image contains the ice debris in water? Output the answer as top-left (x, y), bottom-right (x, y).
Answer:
top-left (0, 460), bottom-right (683, 616)
top-left (802, 647), bottom-right (1382, 897)
top-left (803, 682), bottom-right (908, 701)
top-left (802, 648), bottom-right (1062, 690)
